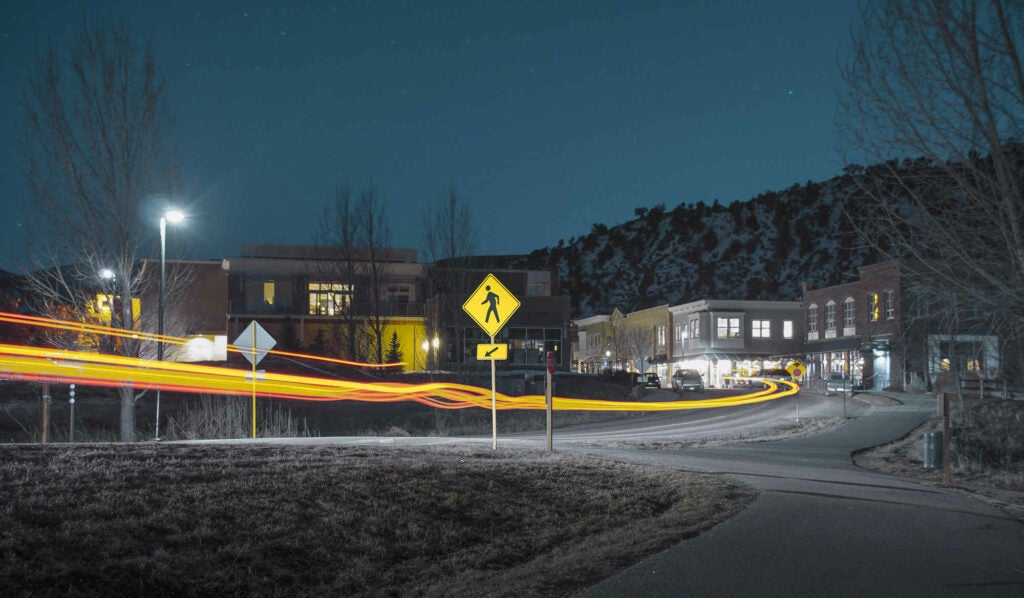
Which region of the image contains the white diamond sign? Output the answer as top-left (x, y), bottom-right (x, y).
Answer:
top-left (234, 321), bottom-right (276, 366)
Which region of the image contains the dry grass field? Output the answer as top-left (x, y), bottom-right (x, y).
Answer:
top-left (855, 399), bottom-right (1024, 522)
top-left (0, 442), bottom-right (755, 597)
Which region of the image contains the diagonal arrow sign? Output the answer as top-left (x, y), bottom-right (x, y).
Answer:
top-left (485, 346), bottom-right (499, 357)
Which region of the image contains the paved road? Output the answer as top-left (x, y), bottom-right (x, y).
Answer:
top-left (574, 393), bottom-right (1024, 597)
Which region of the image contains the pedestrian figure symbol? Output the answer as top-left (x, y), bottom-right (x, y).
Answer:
top-left (463, 273), bottom-right (520, 338)
top-left (482, 285), bottom-right (500, 323)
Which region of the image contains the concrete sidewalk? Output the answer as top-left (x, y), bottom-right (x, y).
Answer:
top-left (580, 393), bottom-right (1024, 597)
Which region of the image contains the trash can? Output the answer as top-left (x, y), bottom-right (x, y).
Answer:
top-left (923, 431), bottom-right (943, 469)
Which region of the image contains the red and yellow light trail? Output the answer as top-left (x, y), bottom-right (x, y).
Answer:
top-left (0, 312), bottom-right (800, 411)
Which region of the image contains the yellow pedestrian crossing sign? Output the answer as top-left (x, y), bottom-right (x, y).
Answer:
top-left (463, 273), bottom-right (521, 338)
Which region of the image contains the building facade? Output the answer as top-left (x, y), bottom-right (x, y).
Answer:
top-left (669, 299), bottom-right (804, 388)
top-left (803, 260), bottom-right (1002, 391)
top-left (802, 261), bottom-right (903, 389)
top-left (222, 244), bottom-right (429, 368)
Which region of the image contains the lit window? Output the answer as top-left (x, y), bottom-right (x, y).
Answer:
top-left (263, 281), bottom-right (275, 306)
top-left (844, 298), bottom-right (856, 328)
top-left (783, 320), bottom-right (793, 339)
top-left (868, 293), bottom-right (880, 321)
top-left (308, 282), bottom-right (352, 316)
top-left (825, 302), bottom-right (836, 331)
top-left (807, 304), bottom-right (818, 333)
top-left (716, 317), bottom-right (741, 339)
top-left (674, 323), bottom-right (684, 342)
top-left (884, 289), bottom-right (896, 319)
top-left (656, 326), bottom-right (666, 346)
top-left (689, 318), bottom-right (700, 341)
top-left (752, 320), bottom-right (771, 338)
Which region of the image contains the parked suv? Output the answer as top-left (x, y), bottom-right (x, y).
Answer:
top-left (632, 372), bottom-right (661, 388)
top-left (825, 373), bottom-right (853, 395)
top-left (671, 369), bottom-right (705, 392)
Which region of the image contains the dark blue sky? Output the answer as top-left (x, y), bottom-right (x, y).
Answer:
top-left (1, 1), bottom-right (860, 273)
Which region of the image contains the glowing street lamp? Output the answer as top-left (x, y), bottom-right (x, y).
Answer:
top-left (156, 208), bottom-right (185, 441)
top-left (421, 340), bottom-right (430, 371)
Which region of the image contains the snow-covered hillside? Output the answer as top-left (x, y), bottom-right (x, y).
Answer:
top-left (512, 170), bottom-right (885, 317)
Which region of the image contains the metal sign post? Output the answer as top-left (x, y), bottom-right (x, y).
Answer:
top-left (234, 321), bottom-right (276, 439)
top-left (490, 334), bottom-right (498, 449)
top-left (462, 274), bottom-right (521, 450)
top-left (546, 351), bottom-right (555, 451)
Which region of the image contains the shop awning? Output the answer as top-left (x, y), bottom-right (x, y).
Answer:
top-left (805, 338), bottom-right (863, 353)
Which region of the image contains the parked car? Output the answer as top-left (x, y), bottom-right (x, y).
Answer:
top-left (671, 369), bottom-right (705, 392)
top-left (632, 372), bottom-right (661, 388)
top-left (826, 373), bottom-right (853, 395)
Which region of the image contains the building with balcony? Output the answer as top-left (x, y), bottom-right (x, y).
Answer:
top-left (669, 299), bottom-right (804, 388)
top-left (222, 244), bottom-right (430, 368)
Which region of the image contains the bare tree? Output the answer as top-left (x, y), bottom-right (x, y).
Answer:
top-left (356, 183), bottom-right (393, 364)
top-left (620, 320), bottom-right (654, 373)
top-left (20, 19), bottom-right (178, 441)
top-left (423, 181), bottom-right (478, 267)
top-left (840, 0), bottom-right (1024, 380)
top-left (316, 183), bottom-right (368, 361)
top-left (422, 182), bottom-right (478, 369)
top-left (316, 182), bottom-right (393, 363)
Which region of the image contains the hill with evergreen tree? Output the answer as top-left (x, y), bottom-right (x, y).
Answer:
top-left (511, 167), bottom-right (890, 318)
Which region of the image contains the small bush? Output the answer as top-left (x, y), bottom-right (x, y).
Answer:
top-left (951, 400), bottom-right (1024, 471)
top-left (163, 395), bottom-right (316, 440)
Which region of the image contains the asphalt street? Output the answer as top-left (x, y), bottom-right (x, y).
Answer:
top-left (575, 392), bottom-right (1024, 597)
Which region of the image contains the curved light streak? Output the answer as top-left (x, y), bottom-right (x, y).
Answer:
top-left (0, 312), bottom-right (799, 410)
top-left (0, 341), bottom-right (799, 412)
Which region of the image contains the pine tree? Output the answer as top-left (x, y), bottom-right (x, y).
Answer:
top-left (385, 331), bottom-right (403, 365)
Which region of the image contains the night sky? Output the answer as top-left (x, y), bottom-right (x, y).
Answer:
top-left (1, 1), bottom-right (860, 273)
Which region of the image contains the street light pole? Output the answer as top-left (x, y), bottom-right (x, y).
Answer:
top-left (156, 209), bottom-right (184, 441)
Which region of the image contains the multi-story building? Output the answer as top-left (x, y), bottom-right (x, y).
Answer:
top-left (802, 261), bottom-right (902, 388)
top-left (803, 260), bottom-right (1001, 391)
top-left (669, 299), bottom-right (804, 388)
top-left (222, 244), bottom-right (430, 368)
top-left (618, 304), bottom-right (672, 380)
top-left (571, 314), bottom-right (612, 374)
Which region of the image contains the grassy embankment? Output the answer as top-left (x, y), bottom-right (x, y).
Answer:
top-left (0, 443), bottom-right (754, 597)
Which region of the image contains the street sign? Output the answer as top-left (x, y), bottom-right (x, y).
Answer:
top-left (476, 343), bottom-right (508, 360)
top-left (786, 360), bottom-right (806, 379)
top-left (235, 321), bottom-right (276, 366)
top-left (462, 274), bottom-right (521, 338)
top-left (546, 351), bottom-right (556, 374)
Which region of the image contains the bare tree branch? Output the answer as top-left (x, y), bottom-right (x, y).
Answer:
top-left (19, 18), bottom-right (178, 441)
top-left (840, 0), bottom-right (1024, 380)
